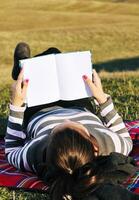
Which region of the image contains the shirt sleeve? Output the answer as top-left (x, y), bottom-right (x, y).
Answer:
top-left (98, 96), bottom-right (133, 155)
top-left (5, 104), bottom-right (33, 172)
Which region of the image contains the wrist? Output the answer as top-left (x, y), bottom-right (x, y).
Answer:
top-left (12, 101), bottom-right (23, 107)
top-left (11, 97), bottom-right (24, 107)
top-left (10, 104), bottom-right (26, 112)
top-left (97, 93), bottom-right (108, 105)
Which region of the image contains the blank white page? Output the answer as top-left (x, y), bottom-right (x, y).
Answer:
top-left (20, 55), bottom-right (60, 107)
top-left (55, 51), bottom-right (93, 100)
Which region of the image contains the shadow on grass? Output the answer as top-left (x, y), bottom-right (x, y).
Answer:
top-left (0, 117), bottom-right (7, 138)
top-left (94, 56), bottom-right (139, 72)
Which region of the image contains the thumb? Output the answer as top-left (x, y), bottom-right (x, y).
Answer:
top-left (82, 75), bottom-right (96, 92)
top-left (22, 79), bottom-right (29, 97)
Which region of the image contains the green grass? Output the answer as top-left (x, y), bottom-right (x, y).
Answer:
top-left (0, 188), bottom-right (49, 200)
top-left (0, 0), bottom-right (139, 199)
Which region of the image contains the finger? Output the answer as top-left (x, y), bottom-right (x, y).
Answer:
top-left (16, 68), bottom-right (24, 89)
top-left (82, 75), bottom-right (96, 91)
top-left (92, 69), bottom-right (102, 86)
top-left (22, 79), bottom-right (29, 97)
top-left (93, 69), bottom-right (99, 80)
top-left (17, 68), bottom-right (24, 81)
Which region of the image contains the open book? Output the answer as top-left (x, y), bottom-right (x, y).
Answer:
top-left (20, 51), bottom-right (93, 107)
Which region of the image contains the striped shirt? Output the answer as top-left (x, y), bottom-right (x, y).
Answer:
top-left (5, 96), bottom-right (133, 173)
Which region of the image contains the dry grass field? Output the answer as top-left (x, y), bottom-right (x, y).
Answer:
top-left (0, 0), bottom-right (139, 86)
top-left (0, 0), bottom-right (139, 199)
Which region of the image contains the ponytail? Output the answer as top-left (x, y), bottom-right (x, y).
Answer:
top-left (41, 162), bottom-right (98, 200)
top-left (38, 127), bottom-right (99, 200)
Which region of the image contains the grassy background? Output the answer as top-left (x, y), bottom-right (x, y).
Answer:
top-left (0, 0), bottom-right (139, 199)
top-left (1, 0), bottom-right (139, 84)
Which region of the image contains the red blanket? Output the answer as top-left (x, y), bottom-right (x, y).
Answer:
top-left (0, 120), bottom-right (139, 193)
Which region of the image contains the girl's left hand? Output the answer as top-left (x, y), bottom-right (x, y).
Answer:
top-left (83, 69), bottom-right (107, 104)
top-left (11, 69), bottom-right (29, 107)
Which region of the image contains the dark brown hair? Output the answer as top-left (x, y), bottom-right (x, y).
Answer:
top-left (39, 127), bottom-right (98, 200)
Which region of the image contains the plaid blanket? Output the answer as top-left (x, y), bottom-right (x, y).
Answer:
top-left (0, 120), bottom-right (139, 193)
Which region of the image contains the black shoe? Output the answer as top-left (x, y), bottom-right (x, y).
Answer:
top-left (12, 42), bottom-right (31, 80)
top-left (34, 47), bottom-right (61, 57)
